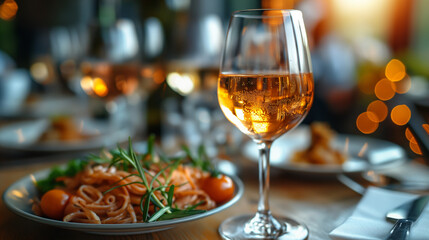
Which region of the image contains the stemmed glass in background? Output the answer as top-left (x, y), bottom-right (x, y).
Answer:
top-left (217, 9), bottom-right (314, 239)
top-left (76, 0), bottom-right (146, 134)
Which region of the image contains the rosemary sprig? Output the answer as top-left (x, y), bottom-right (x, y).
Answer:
top-left (182, 144), bottom-right (219, 177)
top-left (104, 137), bottom-right (208, 222)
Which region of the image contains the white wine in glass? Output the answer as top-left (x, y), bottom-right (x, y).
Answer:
top-left (218, 10), bottom-right (314, 239)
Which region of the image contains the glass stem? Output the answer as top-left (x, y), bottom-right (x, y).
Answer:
top-left (243, 140), bottom-right (283, 237)
top-left (257, 140), bottom-right (272, 215)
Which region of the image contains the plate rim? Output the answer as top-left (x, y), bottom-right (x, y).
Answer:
top-left (2, 164), bottom-right (244, 234)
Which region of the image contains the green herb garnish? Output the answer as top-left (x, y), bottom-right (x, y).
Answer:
top-left (182, 144), bottom-right (219, 177)
top-left (36, 159), bottom-right (88, 194)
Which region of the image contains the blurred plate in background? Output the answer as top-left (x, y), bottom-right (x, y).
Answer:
top-left (243, 126), bottom-right (407, 176)
top-left (0, 95), bottom-right (88, 119)
top-left (0, 118), bottom-right (131, 153)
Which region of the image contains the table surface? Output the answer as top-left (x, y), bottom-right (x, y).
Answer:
top-left (0, 152), bottom-right (427, 240)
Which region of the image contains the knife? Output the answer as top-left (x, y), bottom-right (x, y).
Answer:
top-left (385, 195), bottom-right (429, 240)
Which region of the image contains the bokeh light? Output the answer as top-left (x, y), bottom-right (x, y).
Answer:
top-left (390, 104), bottom-right (411, 126)
top-left (153, 68), bottom-right (166, 84)
top-left (366, 100), bottom-right (388, 122)
top-left (356, 112), bottom-right (379, 134)
top-left (93, 77), bottom-right (108, 97)
top-left (166, 72), bottom-right (197, 96)
top-left (80, 76), bottom-right (93, 95)
top-left (30, 62), bottom-right (49, 83)
top-left (405, 128), bottom-right (417, 144)
top-left (0, 0), bottom-right (18, 20)
top-left (392, 74), bottom-right (411, 94)
top-left (409, 141), bottom-right (422, 155)
top-left (141, 67), bottom-right (153, 78)
top-left (374, 78), bottom-right (395, 100)
top-left (385, 59), bottom-right (406, 82)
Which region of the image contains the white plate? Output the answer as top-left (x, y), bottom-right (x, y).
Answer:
top-left (0, 118), bottom-right (131, 153)
top-left (0, 96), bottom-right (88, 119)
top-left (243, 126), bottom-right (407, 176)
top-left (3, 165), bottom-right (243, 235)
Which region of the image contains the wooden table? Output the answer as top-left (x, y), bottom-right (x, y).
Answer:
top-left (1, 153), bottom-right (425, 240)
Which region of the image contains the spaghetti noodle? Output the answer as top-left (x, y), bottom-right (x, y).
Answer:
top-left (33, 139), bottom-right (232, 224)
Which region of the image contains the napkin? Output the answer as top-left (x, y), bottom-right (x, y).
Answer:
top-left (329, 187), bottom-right (429, 240)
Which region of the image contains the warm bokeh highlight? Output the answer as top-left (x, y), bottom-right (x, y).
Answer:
top-left (390, 104), bottom-right (411, 126)
top-left (405, 128), bottom-right (417, 144)
top-left (393, 74), bottom-right (411, 94)
top-left (374, 78), bottom-right (395, 101)
top-left (367, 100), bottom-right (388, 122)
top-left (93, 78), bottom-right (109, 97)
top-left (0, 0), bottom-right (18, 20)
top-left (356, 112), bottom-right (379, 134)
top-left (385, 59), bottom-right (406, 82)
top-left (409, 141), bottom-right (422, 155)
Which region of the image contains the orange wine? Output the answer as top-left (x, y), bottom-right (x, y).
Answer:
top-left (218, 73), bottom-right (314, 141)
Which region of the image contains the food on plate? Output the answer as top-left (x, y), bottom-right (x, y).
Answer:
top-left (39, 116), bottom-right (90, 142)
top-left (32, 137), bottom-right (235, 224)
top-left (201, 174), bottom-right (235, 203)
top-left (291, 122), bottom-right (347, 165)
top-left (39, 189), bottom-right (71, 220)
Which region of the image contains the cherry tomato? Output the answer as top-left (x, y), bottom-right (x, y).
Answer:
top-left (40, 189), bottom-right (70, 220)
top-left (63, 196), bottom-right (78, 216)
top-left (202, 174), bottom-right (235, 203)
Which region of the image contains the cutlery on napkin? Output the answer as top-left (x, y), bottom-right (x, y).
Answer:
top-left (329, 187), bottom-right (429, 240)
top-left (385, 195), bottom-right (429, 240)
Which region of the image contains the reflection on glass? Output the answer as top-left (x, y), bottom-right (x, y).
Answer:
top-left (217, 9), bottom-right (313, 240)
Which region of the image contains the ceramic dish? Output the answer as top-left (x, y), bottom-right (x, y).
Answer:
top-left (3, 165), bottom-right (243, 235)
top-left (0, 118), bottom-right (131, 153)
top-left (0, 96), bottom-right (88, 119)
top-left (243, 126), bottom-right (407, 176)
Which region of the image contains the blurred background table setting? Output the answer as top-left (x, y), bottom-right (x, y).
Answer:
top-left (0, 0), bottom-right (429, 239)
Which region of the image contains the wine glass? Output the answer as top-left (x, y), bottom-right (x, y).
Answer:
top-left (217, 9), bottom-right (314, 239)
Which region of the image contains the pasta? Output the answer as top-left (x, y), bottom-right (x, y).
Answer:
top-left (33, 155), bottom-right (228, 224)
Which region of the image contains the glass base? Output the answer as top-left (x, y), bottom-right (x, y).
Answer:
top-left (219, 214), bottom-right (308, 240)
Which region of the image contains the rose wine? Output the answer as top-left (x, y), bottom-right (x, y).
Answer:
top-left (218, 73), bottom-right (314, 141)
